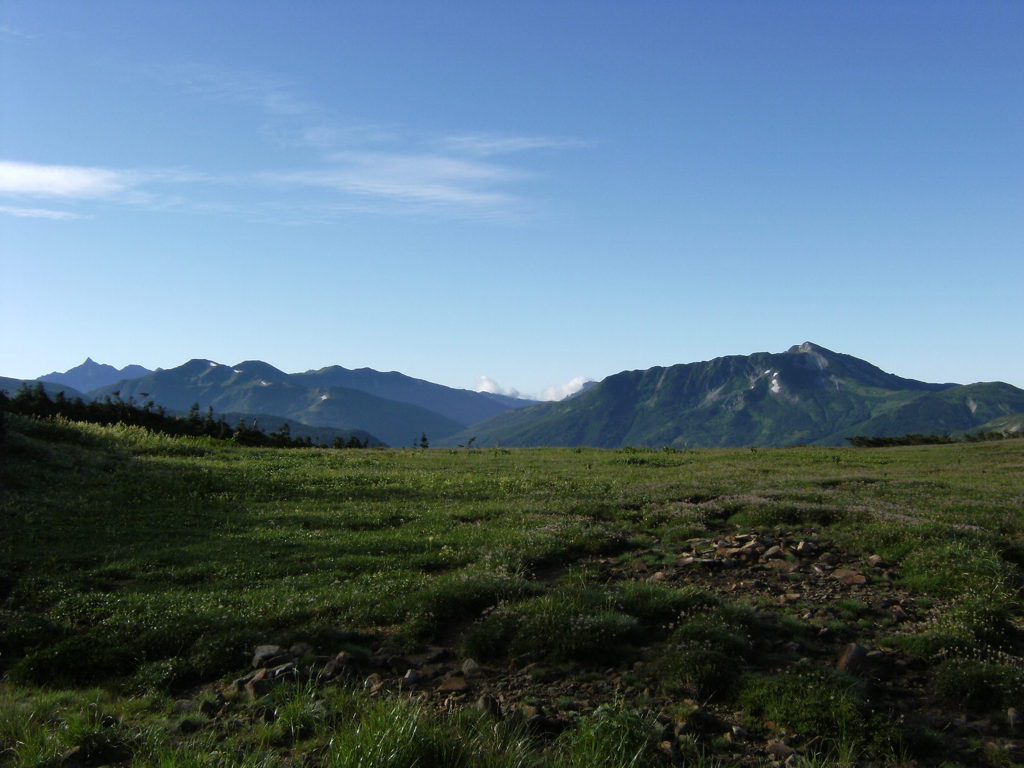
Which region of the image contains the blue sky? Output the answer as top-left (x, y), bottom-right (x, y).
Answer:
top-left (2, 1), bottom-right (1022, 396)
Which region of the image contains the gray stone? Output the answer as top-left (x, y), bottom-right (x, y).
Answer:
top-left (245, 669), bottom-right (277, 699)
top-left (766, 740), bottom-right (795, 759)
top-left (198, 698), bottom-right (220, 717)
top-left (836, 642), bottom-right (868, 674)
top-left (437, 675), bottom-right (469, 692)
top-left (475, 694), bottom-right (502, 718)
top-left (172, 699), bottom-right (193, 713)
top-left (252, 644), bottom-right (286, 668)
top-left (289, 642), bottom-right (314, 657)
top-left (831, 568), bottom-right (866, 586)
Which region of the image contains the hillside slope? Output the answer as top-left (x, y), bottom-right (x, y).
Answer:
top-left (89, 360), bottom-right (462, 447)
top-left (444, 343), bottom-right (1021, 448)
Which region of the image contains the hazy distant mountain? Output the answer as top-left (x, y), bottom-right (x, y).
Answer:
top-left (88, 359), bottom-right (473, 447)
top-left (441, 343), bottom-right (1024, 448)
top-left (0, 377), bottom-right (84, 399)
top-left (294, 365), bottom-right (537, 425)
top-left (39, 358), bottom-right (151, 393)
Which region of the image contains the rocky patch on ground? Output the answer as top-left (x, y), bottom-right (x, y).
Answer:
top-left (188, 528), bottom-right (1023, 766)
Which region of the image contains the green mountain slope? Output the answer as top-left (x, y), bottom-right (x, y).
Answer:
top-left (838, 382), bottom-right (1024, 440)
top-left (443, 343), bottom-right (1019, 448)
top-left (88, 360), bottom-right (463, 447)
top-left (294, 366), bottom-right (536, 425)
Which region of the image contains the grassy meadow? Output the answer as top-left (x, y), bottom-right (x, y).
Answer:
top-left (1, 413), bottom-right (1023, 767)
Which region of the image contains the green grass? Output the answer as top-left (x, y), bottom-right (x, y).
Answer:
top-left (3, 414), bottom-right (1024, 765)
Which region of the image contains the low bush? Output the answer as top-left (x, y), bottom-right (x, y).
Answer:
top-left (934, 658), bottom-right (1024, 713)
top-left (738, 667), bottom-right (895, 759)
top-left (463, 584), bottom-right (641, 664)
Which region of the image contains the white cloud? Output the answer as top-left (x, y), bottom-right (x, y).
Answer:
top-left (539, 376), bottom-right (593, 401)
top-left (0, 161), bottom-right (131, 199)
top-left (0, 205), bottom-right (85, 220)
top-left (475, 376), bottom-right (521, 399)
top-left (475, 374), bottom-right (593, 401)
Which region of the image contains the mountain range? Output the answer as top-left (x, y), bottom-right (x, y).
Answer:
top-left (441, 342), bottom-right (1024, 448)
top-left (38, 358), bottom-right (153, 393)
top-left (4, 343), bottom-right (1023, 448)
top-left (8, 358), bottom-right (537, 448)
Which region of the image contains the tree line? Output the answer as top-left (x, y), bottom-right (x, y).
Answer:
top-left (846, 431), bottom-right (1019, 447)
top-left (0, 383), bottom-right (368, 449)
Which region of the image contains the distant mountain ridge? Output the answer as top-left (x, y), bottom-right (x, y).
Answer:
top-left (38, 358), bottom-right (152, 393)
top-left (441, 342), bottom-right (1024, 448)
top-left (85, 359), bottom-right (536, 448)
top-left (12, 345), bottom-right (1024, 449)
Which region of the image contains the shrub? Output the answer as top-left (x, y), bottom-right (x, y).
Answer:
top-left (653, 615), bottom-right (751, 699)
top-left (738, 667), bottom-right (895, 758)
top-left (934, 658), bottom-right (1024, 712)
top-left (553, 704), bottom-right (664, 768)
top-left (613, 583), bottom-right (719, 632)
top-left (463, 585), bottom-right (641, 664)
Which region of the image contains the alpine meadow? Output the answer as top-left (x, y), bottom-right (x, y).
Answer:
top-left (4, 2), bottom-right (1024, 767)
top-left (3, 401), bottom-right (1024, 766)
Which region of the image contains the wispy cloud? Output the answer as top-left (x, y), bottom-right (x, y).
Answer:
top-left (0, 25), bottom-right (36, 41)
top-left (167, 63), bottom-right (317, 119)
top-left (159, 63), bottom-right (580, 217)
top-left (0, 161), bottom-right (132, 199)
top-left (269, 152), bottom-right (525, 209)
top-left (2, 65), bottom-right (586, 222)
top-left (440, 134), bottom-right (588, 157)
top-left (0, 205), bottom-right (85, 220)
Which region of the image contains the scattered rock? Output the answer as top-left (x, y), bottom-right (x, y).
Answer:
top-left (252, 644), bottom-right (286, 668)
top-left (172, 699), bottom-right (193, 714)
top-left (199, 698), bottom-right (221, 718)
top-left (831, 568), bottom-right (866, 586)
top-left (475, 694), bottom-right (503, 718)
top-left (289, 642), bottom-right (314, 657)
top-left (836, 642), bottom-right (868, 674)
top-left (437, 676), bottom-right (469, 693)
top-left (766, 740), bottom-right (795, 759)
top-left (245, 668), bottom-right (276, 699)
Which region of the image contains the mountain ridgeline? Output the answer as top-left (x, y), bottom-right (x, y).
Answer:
top-left (9, 344), bottom-right (1024, 448)
top-left (38, 358), bottom-right (152, 393)
top-left (84, 359), bottom-right (536, 448)
top-left (441, 343), bottom-right (1024, 448)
